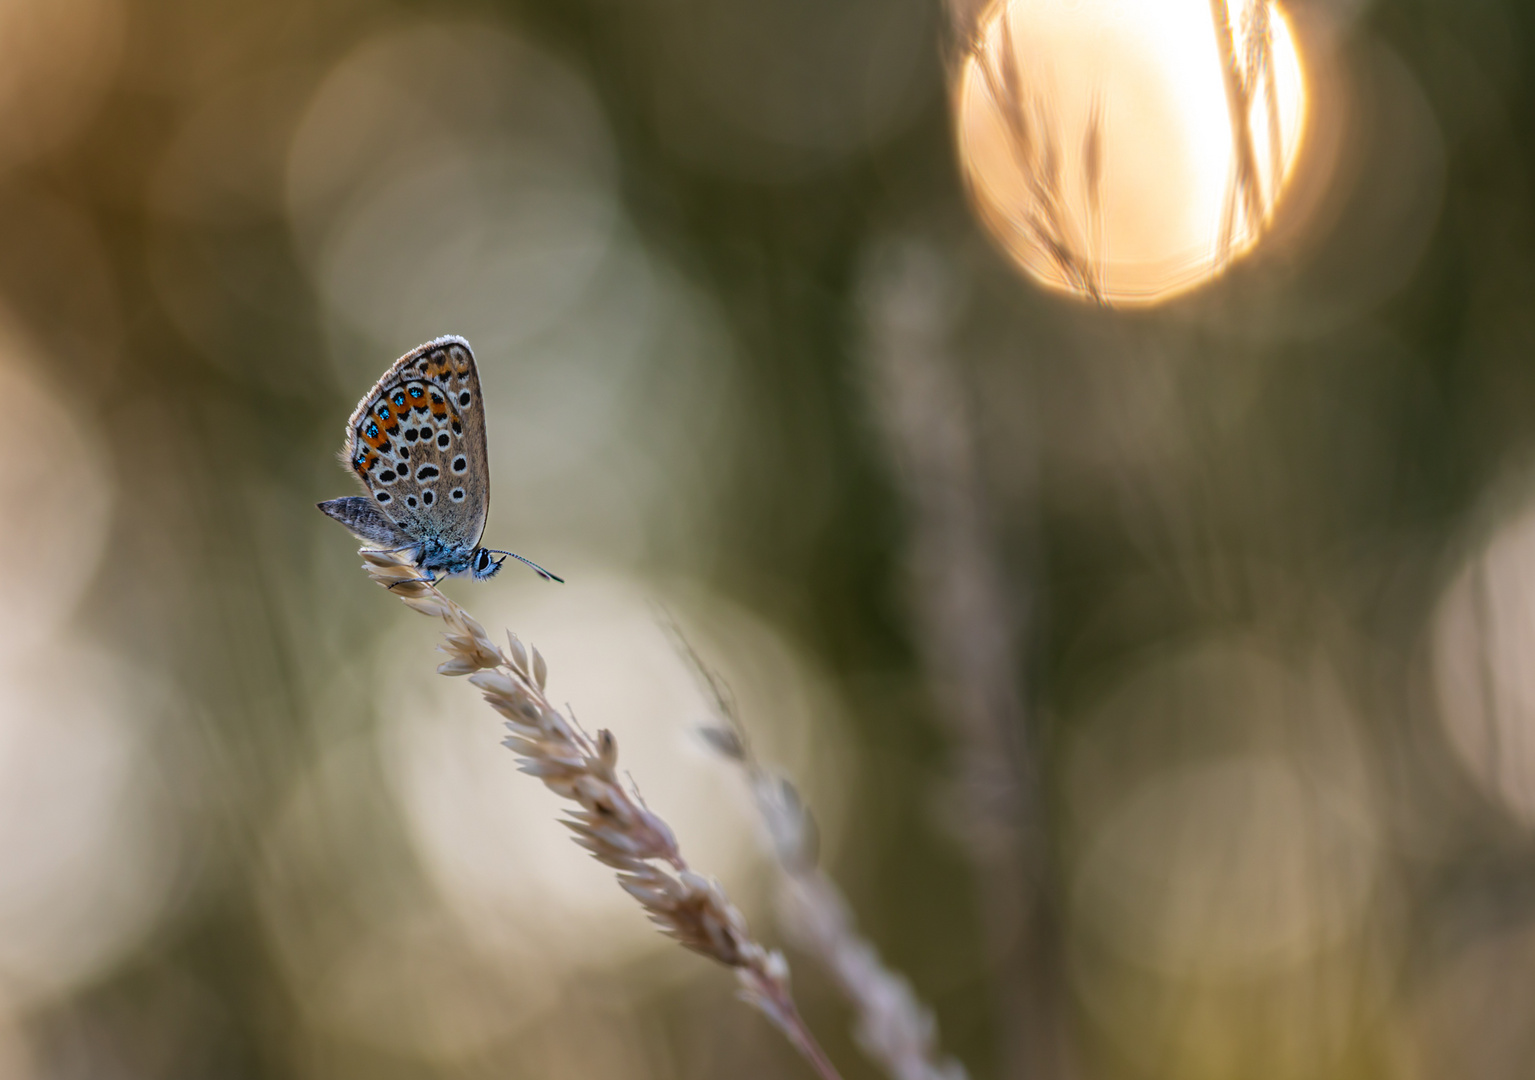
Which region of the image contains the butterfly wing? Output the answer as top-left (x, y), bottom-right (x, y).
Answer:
top-left (317, 495), bottom-right (412, 546)
top-left (340, 335), bottom-right (492, 551)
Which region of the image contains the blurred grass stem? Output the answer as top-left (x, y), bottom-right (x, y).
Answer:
top-left (1212, 0), bottom-right (1271, 260)
top-left (674, 623), bottom-right (970, 1080)
top-left (859, 242), bottom-right (1067, 1080)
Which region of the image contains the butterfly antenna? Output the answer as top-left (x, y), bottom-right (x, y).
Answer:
top-left (486, 550), bottom-right (564, 583)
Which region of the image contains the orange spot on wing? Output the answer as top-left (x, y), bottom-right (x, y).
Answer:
top-left (359, 418), bottom-right (390, 450)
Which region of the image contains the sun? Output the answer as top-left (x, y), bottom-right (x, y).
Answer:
top-left (956, 0), bottom-right (1308, 305)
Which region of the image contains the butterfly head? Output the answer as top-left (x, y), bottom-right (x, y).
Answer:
top-left (470, 547), bottom-right (505, 580)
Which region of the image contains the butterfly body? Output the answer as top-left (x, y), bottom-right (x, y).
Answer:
top-left (319, 335), bottom-right (558, 584)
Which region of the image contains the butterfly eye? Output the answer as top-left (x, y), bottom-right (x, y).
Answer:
top-left (377, 406), bottom-right (390, 419)
top-left (409, 386), bottom-right (423, 398)
top-left (393, 392), bottom-right (407, 407)
top-left (355, 454), bottom-right (365, 466)
top-left (365, 422), bottom-right (378, 438)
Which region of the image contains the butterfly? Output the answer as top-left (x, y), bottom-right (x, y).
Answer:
top-left (318, 335), bottom-right (561, 586)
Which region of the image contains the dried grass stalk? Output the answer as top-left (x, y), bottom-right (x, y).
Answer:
top-left (1213, 0), bottom-right (1279, 262)
top-left (1241, 0), bottom-right (1282, 202)
top-left (676, 629), bottom-right (969, 1080)
top-left (967, 4), bottom-right (1105, 303)
top-left (358, 548), bottom-right (843, 1080)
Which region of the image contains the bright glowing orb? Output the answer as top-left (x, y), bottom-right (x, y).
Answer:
top-left (957, 0), bottom-right (1308, 305)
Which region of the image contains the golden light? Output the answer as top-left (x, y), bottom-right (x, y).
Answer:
top-left (957, 0), bottom-right (1308, 305)
top-left (1062, 636), bottom-right (1387, 1078)
top-left (0, 328), bottom-right (185, 1009)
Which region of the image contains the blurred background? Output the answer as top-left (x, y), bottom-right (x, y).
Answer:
top-left (3, 0), bottom-right (1535, 1077)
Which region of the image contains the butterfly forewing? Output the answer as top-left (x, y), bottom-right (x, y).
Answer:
top-left (342, 336), bottom-right (491, 551)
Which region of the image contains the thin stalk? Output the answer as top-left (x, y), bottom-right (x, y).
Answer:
top-left (1211, 0), bottom-right (1264, 236)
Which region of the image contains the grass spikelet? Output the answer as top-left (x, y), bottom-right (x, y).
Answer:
top-left (357, 549), bottom-right (844, 1080)
top-left (669, 622), bottom-right (971, 1080)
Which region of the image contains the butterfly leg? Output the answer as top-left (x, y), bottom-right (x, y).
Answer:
top-left (387, 572), bottom-right (440, 590)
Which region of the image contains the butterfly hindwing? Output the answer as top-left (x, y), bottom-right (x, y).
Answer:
top-left (362, 378), bottom-right (472, 542)
top-left (341, 336), bottom-right (490, 552)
